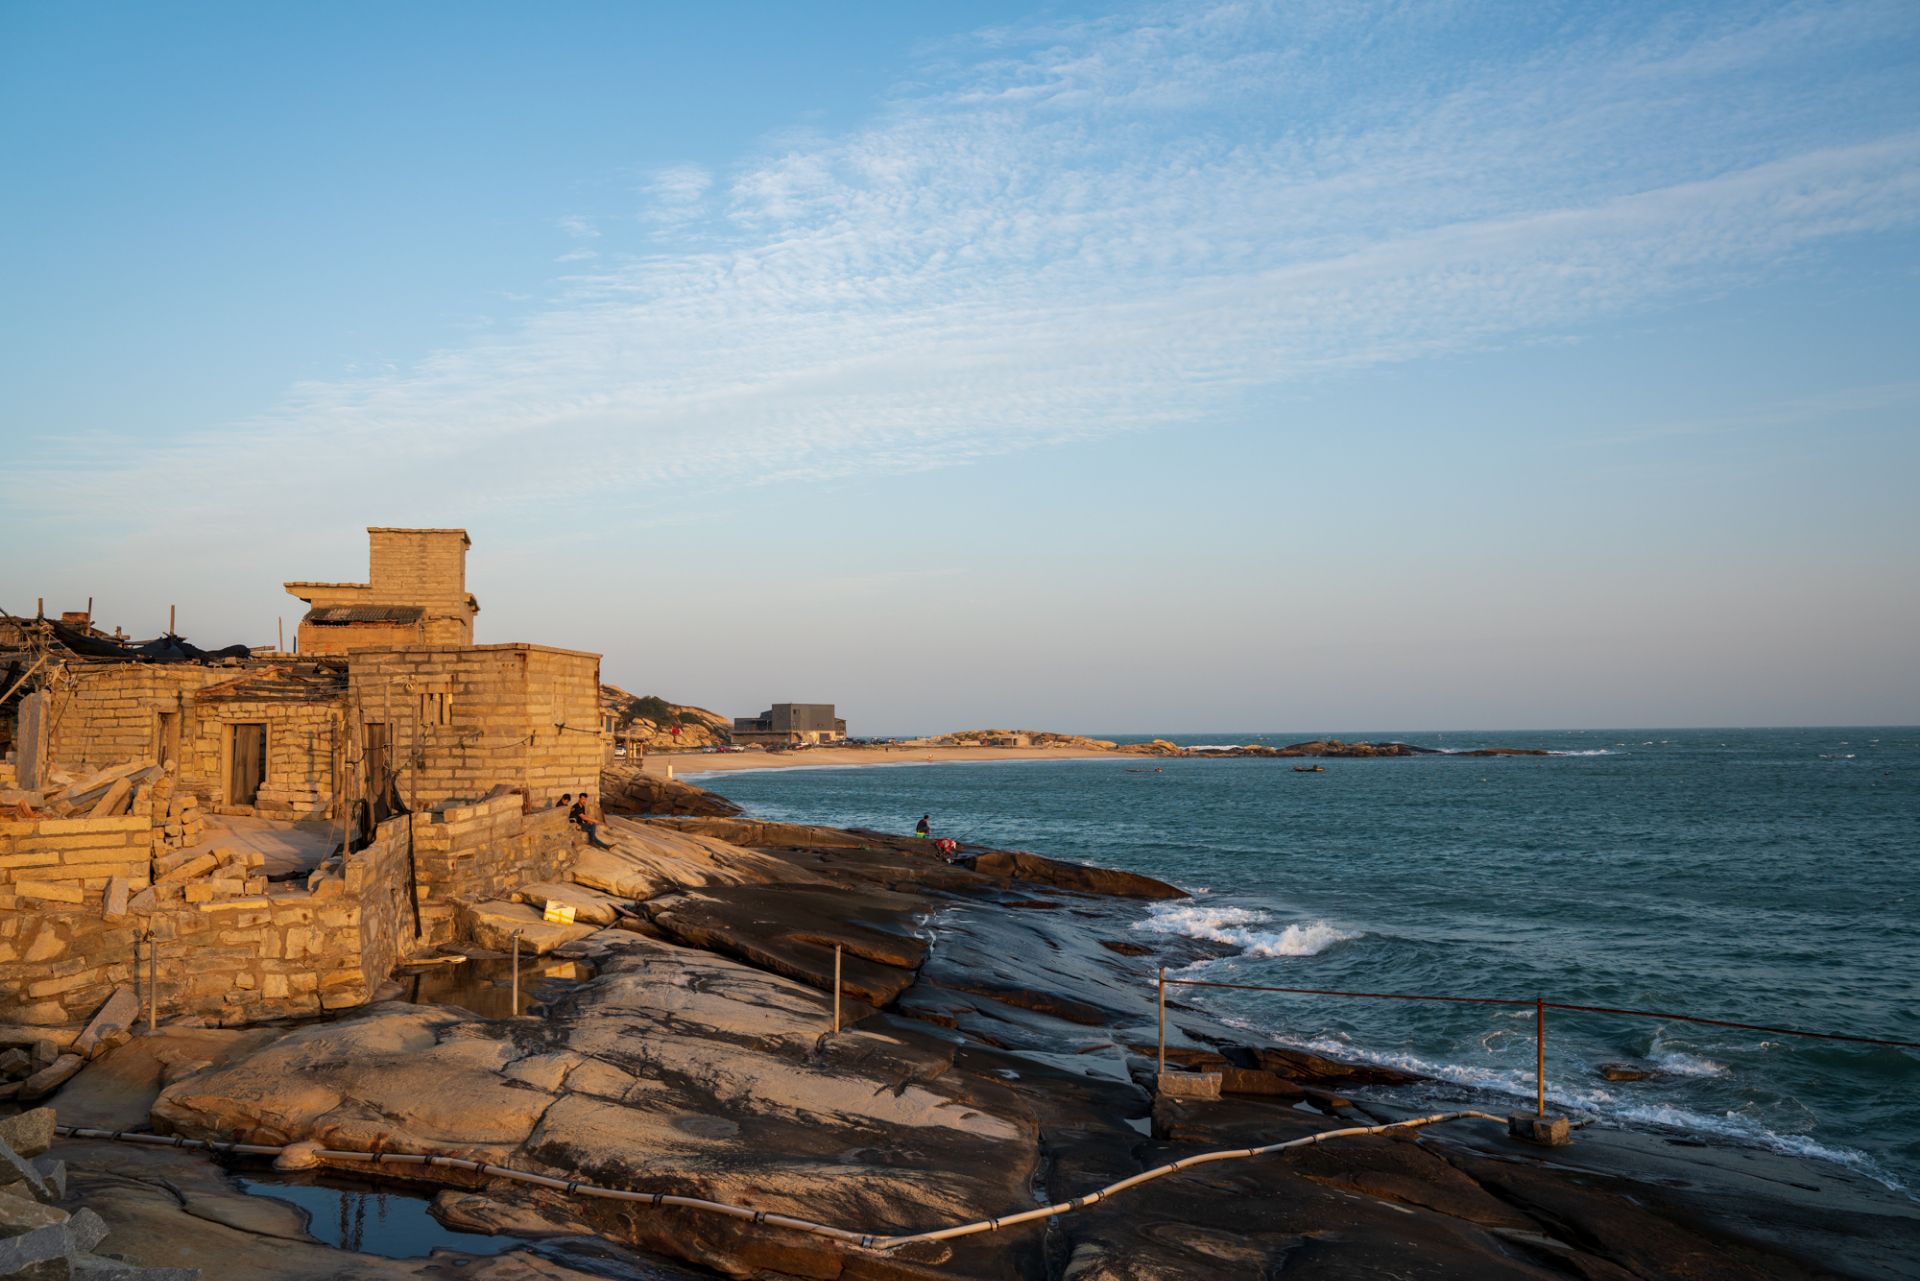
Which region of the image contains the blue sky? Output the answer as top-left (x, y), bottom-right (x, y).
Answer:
top-left (3, 1), bottom-right (1917, 733)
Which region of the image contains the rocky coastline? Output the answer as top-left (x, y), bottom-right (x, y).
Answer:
top-left (18, 779), bottom-right (1918, 1279)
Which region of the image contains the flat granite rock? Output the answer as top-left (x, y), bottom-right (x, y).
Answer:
top-left (969, 850), bottom-right (1186, 900)
top-left (456, 900), bottom-right (596, 955)
top-left (507, 880), bottom-right (629, 926)
top-left (148, 934), bottom-right (1040, 1280)
top-left (641, 882), bottom-right (929, 1006)
top-left (570, 818), bottom-right (829, 900)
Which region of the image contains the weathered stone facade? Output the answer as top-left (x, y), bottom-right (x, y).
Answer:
top-left (0, 798), bottom-right (581, 1026)
top-left (286, 527), bottom-right (478, 653)
top-left (412, 794), bottom-right (575, 944)
top-left (2, 527), bottom-right (606, 1030)
top-left (41, 663), bottom-right (345, 818)
top-left (0, 812), bottom-right (416, 1025)
top-left (347, 644), bottom-right (602, 811)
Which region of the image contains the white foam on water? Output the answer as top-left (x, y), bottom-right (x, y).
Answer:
top-left (1233, 1030), bottom-right (1909, 1194)
top-left (1651, 1049), bottom-right (1730, 1078)
top-left (1134, 903), bottom-right (1358, 957)
top-left (1548, 748), bottom-right (1616, 756)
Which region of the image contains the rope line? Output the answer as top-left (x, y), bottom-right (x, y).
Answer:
top-left (1160, 978), bottom-right (1920, 1051)
top-left (56, 1111), bottom-right (1504, 1252)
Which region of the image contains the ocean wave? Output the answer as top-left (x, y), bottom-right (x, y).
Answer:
top-left (1651, 1049), bottom-right (1730, 1078)
top-left (1134, 903), bottom-right (1357, 957)
top-left (1548, 748), bottom-right (1616, 756)
top-left (1243, 1031), bottom-right (1906, 1194)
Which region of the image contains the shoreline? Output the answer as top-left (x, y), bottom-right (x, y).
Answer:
top-left (641, 744), bottom-right (1124, 777)
top-left (33, 805), bottom-right (1920, 1278)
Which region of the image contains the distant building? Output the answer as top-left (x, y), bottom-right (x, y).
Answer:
top-left (732, 703), bottom-right (846, 746)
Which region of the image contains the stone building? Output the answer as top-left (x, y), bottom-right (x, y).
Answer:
top-left (731, 702), bottom-right (847, 746)
top-left (0, 527), bottom-right (607, 1029)
top-left (285, 527), bottom-right (479, 653)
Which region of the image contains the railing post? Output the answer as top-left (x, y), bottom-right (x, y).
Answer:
top-left (1157, 966), bottom-right (1167, 1077)
top-left (145, 931), bottom-right (157, 1033)
top-left (511, 931), bottom-right (521, 1016)
top-left (833, 944), bottom-right (843, 1034)
top-left (1536, 997), bottom-right (1546, 1117)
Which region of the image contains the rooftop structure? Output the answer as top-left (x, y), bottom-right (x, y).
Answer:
top-left (285, 527), bottom-right (478, 653)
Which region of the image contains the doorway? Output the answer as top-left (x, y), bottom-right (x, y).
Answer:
top-left (155, 711), bottom-right (181, 769)
top-left (228, 723), bottom-right (266, 806)
top-left (363, 722), bottom-right (397, 820)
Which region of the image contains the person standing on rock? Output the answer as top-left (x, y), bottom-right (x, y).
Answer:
top-left (915, 814), bottom-right (931, 839)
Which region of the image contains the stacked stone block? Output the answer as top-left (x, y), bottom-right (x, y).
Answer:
top-left (411, 794), bottom-right (575, 943)
top-left (348, 644), bottom-right (601, 811)
top-left (41, 667), bottom-right (227, 774)
top-left (0, 816), bottom-right (415, 1027)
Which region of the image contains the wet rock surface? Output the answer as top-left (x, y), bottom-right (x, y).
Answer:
top-left (25, 808), bottom-right (1920, 1279)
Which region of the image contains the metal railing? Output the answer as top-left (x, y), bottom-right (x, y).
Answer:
top-left (1155, 968), bottom-right (1920, 1116)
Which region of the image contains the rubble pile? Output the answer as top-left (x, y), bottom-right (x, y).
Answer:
top-left (1, 758), bottom-right (208, 858)
top-left (0, 1107), bottom-right (194, 1279)
top-left (0, 987), bottom-right (142, 1106)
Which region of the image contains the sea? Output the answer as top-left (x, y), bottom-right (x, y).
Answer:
top-left (686, 728), bottom-right (1920, 1195)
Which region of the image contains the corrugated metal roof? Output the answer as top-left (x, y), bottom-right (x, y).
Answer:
top-left (303, 605), bottom-right (425, 625)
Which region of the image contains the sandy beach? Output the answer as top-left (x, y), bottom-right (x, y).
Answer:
top-left (640, 743), bottom-right (1122, 776)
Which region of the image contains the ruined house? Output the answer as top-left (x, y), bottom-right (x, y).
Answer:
top-left (0, 527), bottom-right (604, 1029)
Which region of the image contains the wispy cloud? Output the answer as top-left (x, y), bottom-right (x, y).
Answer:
top-left (642, 164), bottom-right (714, 229)
top-left (9, 1), bottom-right (1920, 539)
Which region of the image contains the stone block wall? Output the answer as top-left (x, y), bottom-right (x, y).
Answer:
top-left (44, 664), bottom-right (344, 818)
top-left (349, 644), bottom-right (601, 810)
top-left (43, 666), bottom-right (231, 773)
top-left (0, 815), bottom-right (416, 1026)
top-left (368, 528), bottom-right (468, 605)
top-left (289, 528), bottom-right (475, 651)
top-left (0, 813), bottom-right (152, 1023)
top-left (525, 647), bottom-right (605, 803)
top-left (179, 698), bottom-right (341, 818)
top-left (411, 794), bottom-right (575, 943)
top-left (0, 814), bottom-right (152, 915)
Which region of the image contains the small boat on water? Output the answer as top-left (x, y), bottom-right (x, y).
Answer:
top-left (1292, 765), bottom-right (1326, 773)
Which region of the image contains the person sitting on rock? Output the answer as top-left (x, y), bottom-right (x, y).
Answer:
top-left (915, 814), bottom-right (931, 839)
top-left (568, 792), bottom-right (614, 850)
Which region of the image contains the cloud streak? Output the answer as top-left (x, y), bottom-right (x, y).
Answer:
top-left (9, 1), bottom-right (1920, 538)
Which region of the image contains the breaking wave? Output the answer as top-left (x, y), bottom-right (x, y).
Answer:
top-left (1239, 1030), bottom-right (1907, 1194)
top-left (1134, 903), bottom-right (1358, 957)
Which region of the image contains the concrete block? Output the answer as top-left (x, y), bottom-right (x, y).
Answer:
top-left (1508, 1113), bottom-right (1572, 1146)
top-left (1156, 1070), bottom-right (1223, 1100)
